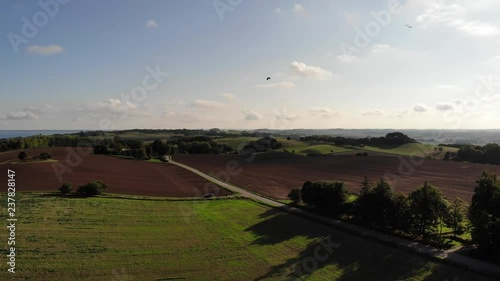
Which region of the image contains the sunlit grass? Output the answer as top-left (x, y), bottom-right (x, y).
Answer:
top-left (0, 193), bottom-right (491, 281)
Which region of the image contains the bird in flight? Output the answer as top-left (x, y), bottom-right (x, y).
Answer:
top-left (266, 77), bottom-right (271, 81)
top-left (406, 24), bottom-right (412, 28)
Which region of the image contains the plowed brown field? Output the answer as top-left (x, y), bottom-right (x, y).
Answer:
top-left (0, 148), bottom-right (230, 197)
top-left (173, 152), bottom-right (500, 201)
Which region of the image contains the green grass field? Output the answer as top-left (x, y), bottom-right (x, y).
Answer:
top-left (297, 144), bottom-right (352, 155)
top-left (214, 137), bottom-right (460, 158)
top-left (277, 138), bottom-right (310, 151)
top-left (113, 131), bottom-right (177, 142)
top-left (363, 143), bottom-right (458, 158)
top-left (270, 138), bottom-right (353, 155)
top-left (0, 193), bottom-right (492, 281)
top-left (214, 137), bottom-right (259, 149)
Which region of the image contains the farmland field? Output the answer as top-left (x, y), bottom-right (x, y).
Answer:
top-left (0, 193), bottom-right (493, 281)
top-left (173, 152), bottom-right (500, 201)
top-left (297, 144), bottom-right (352, 155)
top-left (0, 148), bottom-right (230, 197)
top-left (363, 143), bottom-right (459, 158)
top-left (214, 136), bottom-right (259, 148)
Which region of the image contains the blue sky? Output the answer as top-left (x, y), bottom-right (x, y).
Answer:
top-left (1, 0), bottom-right (500, 130)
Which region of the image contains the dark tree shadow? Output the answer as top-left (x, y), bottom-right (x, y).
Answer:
top-left (246, 209), bottom-right (494, 281)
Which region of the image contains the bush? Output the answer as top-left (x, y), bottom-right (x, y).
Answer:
top-left (18, 151), bottom-right (27, 160)
top-left (93, 145), bottom-right (109, 155)
top-left (77, 180), bottom-right (108, 197)
top-left (301, 180), bottom-right (348, 216)
top-left (39, 152), bottom-right (53, 160)
top-left (288, 188), bottom-right (302, 204)
top-left (469, 171), bottom-right (500, 257)
top-left (58, 183), bottom-right (72, 194)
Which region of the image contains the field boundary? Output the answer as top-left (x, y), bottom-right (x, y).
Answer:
top-left (0, 191), bottom-right (242, 202)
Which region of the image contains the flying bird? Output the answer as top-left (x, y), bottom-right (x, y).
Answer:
top-left (266, 77), bottom-right (271, 81)
top-left (406, 24), bottom-right (412, 28)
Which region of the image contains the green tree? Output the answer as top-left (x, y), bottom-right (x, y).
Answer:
top-left (58, 183), bottom-right (72, 194)
top-left (151, 140), bottom-right (167, 156)
top-left (77, 180), bottom-right (108, 197)
top-left (93, 145), bottom-right (109, 155)
top-left (457, 145), bottom-right (483, 163)
top-left (444, 197), bottom-right (468, 237)
top-left (360, 177), bottom-right (371, 195)
top-left (408, 182), bottom-right (450, 239)
top-left (355, 178), bottom-right (394, 228)
top-left (287, 188), bottom-right (302, 205)
top-left (388, 192), bottom-right (412, 233)
top-left (483, 143), bottom-right (500, 165)
top-left (355, 177), bottom-right (372, 225)
top-left (468, 171), bottom-right (500, 257)
top-left (301, 180), bottom-right (348, 216)
top-left (18, 151), bottom-right (27, 160)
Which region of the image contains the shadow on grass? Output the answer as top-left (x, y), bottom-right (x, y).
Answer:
top-left (246, 208), bottom-right (492, 281)
top-left (34, 192), bottom-right (241, 202)
top-left (36, 192), bottom-right (96, 199)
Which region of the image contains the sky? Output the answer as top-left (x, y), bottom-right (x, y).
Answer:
top-left (1, 0), bottom-right (500, 130)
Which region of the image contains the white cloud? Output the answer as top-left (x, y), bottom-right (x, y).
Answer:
top-left (191, 99), bottom-right (225, 108)
top-left (0, 111), bottom-right (39, 120)
top-left (163, 111), bottom-right (176, 117)
top-left (413, 104), bottom-right (429, 112)
top-left (277, 3), bottom-right (304, 14)
top-left (290, 61), bottom-right (332, 80)
top-left (453, 20), bottom-right (499, 36)
top-left (161, 111), bottom-right (215, 122)
top-left (362, 109), bottom-right (385, 116)
top-left (164, 100), bottom-right (186, 106)
top-left (436, 102), bottom-right (454, 111)
top-left (182, 113), bottom-right (214, 122)
top-left (337, 54), bottom-right (358, 63)
top-left (145, 19), bottom-right (158, 28)
top-left (242, 110), bottom-right (262, 121)
top-left (414, 1), bottom-right (499, 36)
top-left (271, 107), bottom-right (299, 121)
top-left (362, 109), bottom-right (407, 118)
top-left (26, 45), bottom-right (64, 55)
top-left (292, 4), bottom-right (304, 13)
top-left (256, 81), bottom-right (296, 89)
top-left (308, 107), bottom-right (341, 118)
top-left (391, 110), bottom-right (408, 118)
top-left (220, 93), bottom-right (235, 100)
top-left (370, 44), bottom-right (391, 54)
top-left (97, 98), bottom-right (137, 112)
top-left (309, 107), bottom-right (333, 114)
top-left (0, 104), bottom-right (55, 121)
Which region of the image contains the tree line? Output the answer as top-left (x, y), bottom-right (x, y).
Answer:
top-left (299, 132), bottom-right (418, 147)
top-left (454, 143), bottom-right (500, 165)
top-left (0, 135), bottom-right (98, 152)
top-left (288, 171), bottom-right (500, 261)
top-left (93, 136), bottom-right (283, 159)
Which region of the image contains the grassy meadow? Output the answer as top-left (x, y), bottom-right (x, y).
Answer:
top-left (0, 193), bottom-right (493, 281)
top-left (363, 143), bottom-right (459, 158)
